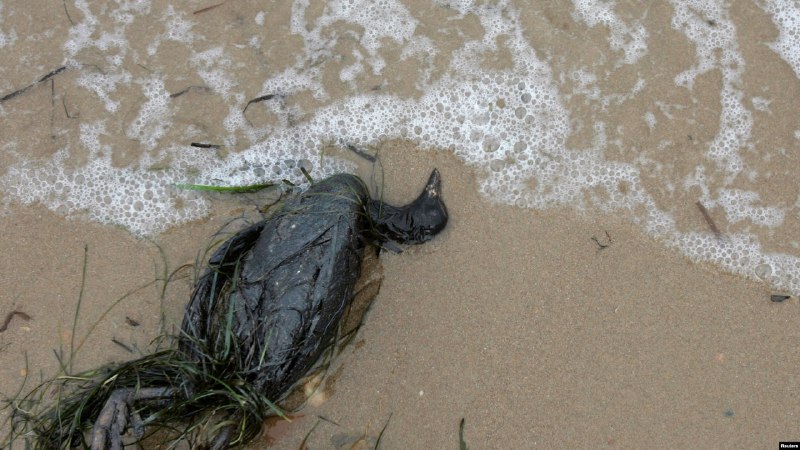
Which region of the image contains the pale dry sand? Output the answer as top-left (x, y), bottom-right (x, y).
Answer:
top-left (1, 147), bottom-right (799, 449)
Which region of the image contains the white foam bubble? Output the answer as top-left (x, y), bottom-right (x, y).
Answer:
top-left (290, 0), bottom-right (422, 80)
top-left (64, 0), bottom-right (152, 113)
top-left (761, 0), bottom-right (800, 79)
top-left (126, 76), bottom-right (173, 150)
top-left (672, 231), bottom-right (800, 296)
top-left (571, 0), bottom-right (649, 65)
top-left (716, 189), bottom-right (785, 228)
top-left (191, 47), bottom-right (236, 98)
top-left (644, 111), bottom-right (656, 130)
top-left (75, 71), bottom-right (132, 113)
top-left (2, 121), bottom-right (206, 236)
top-left (2, 0), bottom-right (800, 297)
top-left (670, 0), bottom-right (750, 177)
top-left (147, 5), bottom-right (199, 56)
top-left (339, 50), bottom-right (365, 83)
top-left (0, 4), bottom-right (17, 49)
top-left (751, 96), bottom-right (771, 113)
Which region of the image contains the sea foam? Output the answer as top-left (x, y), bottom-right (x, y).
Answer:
top-left (1, 0), bottom-right (799, 295)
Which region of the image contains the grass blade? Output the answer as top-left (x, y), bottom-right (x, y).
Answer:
top-left (375, 412), bottom-right (392, 449)
top-left (459, 417), bottom-right (468, 450)
top-left (69, 245), bottom-right (89, 374)
top-left (175, 183), bottom-right (274, 193)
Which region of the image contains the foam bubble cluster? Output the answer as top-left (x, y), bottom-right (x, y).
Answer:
top-left (126, 76), bottom-right (172, 150)
top-left (290, 0), bottom-right (421, 76)
top-left (762, 0), bottom-right (800, 79)
top-left (1, 0), bottom-right (799, 296)
top-left (1, 119), bottom-right (352, 235)
top-left (147, 5), bottom-right (199, 56)
top-left (670, 0), bottom-right (751, 176)
top-left (3, 122), bottom-right (207, 236)
top-left (0, 4), bottom-right (17, 49)
top-left (716, 189), bottom-right (785, 228)
top-left (571, 0), bottom-right (649, 65)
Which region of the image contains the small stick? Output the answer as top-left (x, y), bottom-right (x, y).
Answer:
top-left (194, 2), bottom-right (225, 14)
top-left (62, 96), bottom-right (78, 118)
top-left (315, 415), bottom-right (341, 427)
top-left (591, 230), bottom-right (612, 250)
top-left (50, 78), bottom-right (57, 140)
top-left (111, 338), bottom-right (134, 353)
top-left (0, 311), bottom-right (32, 332)
top-left (298, 419), bottom-right (321, 450)
top-left (194, 0), bottom-right (238, 15)
top-left (1, 66), bottom-right (67, 103)
top-left (344, 143), bottom-right (377, 162)
top-left (375, 412), bottom-right (393, 448)
top-left (190, 142), bottom-right (221, 149)
top-left (169, 85), bottom-right (211, 98)
top-left (63, 0), bottom-right (75, 25)
top-left (459, 418), bottom-right (468, 450)
top-left (695, 201), bottom-right (722, 240)
top-left (243, 93), bottom-right (279, 115)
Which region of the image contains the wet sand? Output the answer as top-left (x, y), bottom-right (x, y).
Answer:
top-left (2, 1), bottom-right (800, 448)
top-left (1, 147), bottom-right (799, 448)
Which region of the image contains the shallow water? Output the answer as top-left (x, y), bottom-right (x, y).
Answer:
top-left (2, 0), bottom-right (799, 295)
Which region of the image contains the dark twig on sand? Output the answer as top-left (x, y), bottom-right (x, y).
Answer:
top-left (111, 338), bottom-right (134, 354)
top-left (695, 201), bottom-right (723, 240)
top-left (190, 142), bottom-right (221, 149)
top-left (1, 66), bottom-right (67, 103)
top-left (375, 412), bottom-right (393, 448)
top-left (63, 0), bottom-right (75, 25)
top-left (0, 310), bottom-right (32, 333)
top-left (194, 1), bottom-right (227, 14)
top-left (345, 143), bottom-right (377, 163)
top-left (459, 418), bottom-right (469, 450)
top-left (242, 93), bottom-right (279, 115)
top-left (169, 85), bottom-right (211, 98)
top-left (298, 419), bottom-right (321, 449)
top-left (62, 96), bottom-right (78, 118)
top-left (591, 230), bottom-right (612, 250)
top-left (50, 79), bottom-right (56, 139)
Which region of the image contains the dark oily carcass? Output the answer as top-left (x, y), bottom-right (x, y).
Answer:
top-left (29, 170), bottom-right (447, 450)
top-left (179, 169), bottom-right (448, 401)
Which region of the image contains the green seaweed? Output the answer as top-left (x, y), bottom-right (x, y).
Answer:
top-left (175, 182), bottom-right (275, 193)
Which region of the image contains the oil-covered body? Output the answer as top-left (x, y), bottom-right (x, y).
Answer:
top-left (29, 170), bottom-right (447, 450)
top-left (179, 174), bottom-right (374, 397)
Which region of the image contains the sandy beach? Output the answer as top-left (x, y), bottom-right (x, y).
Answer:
top-left (1, 1), bottom-right (800, 448)
top-left (2, 147), bottom-right (798, 448)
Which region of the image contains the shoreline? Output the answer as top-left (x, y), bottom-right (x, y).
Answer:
top-left (2, 1), bottom-right (800, 446)
top-left (2, 150), bottom-right (798, 448)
